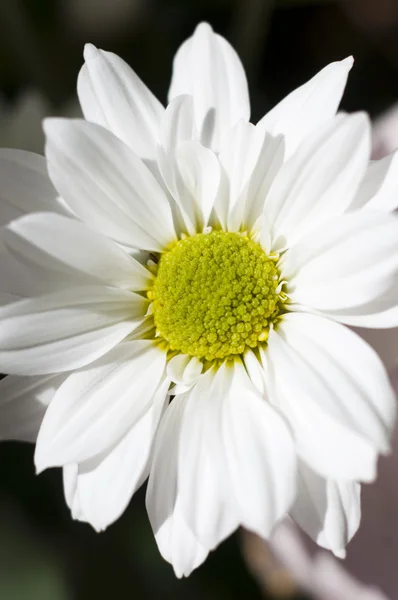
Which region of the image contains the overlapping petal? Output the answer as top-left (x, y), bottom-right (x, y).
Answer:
top-left (146, 394), bottom-right (209, 578)
top-left (168, 23), bottom-right (250, 152)
top-left (167, 354), bottom-right (203, 395)
top-left (218, 120), bottom-right (284, 231)
top-left (282, 211), bottom-right (398, 323)
top-left (158, 362), bottom-right (296, 551)
top-left (78, 44), bottom-right (164, 160)
top-left (63, 465), bottom-right (82, 520)
top-left (0, 286), bottom-right (146, 375)
top-left (267, 313), bottom-right (392, 481)
top-left (35, 340), bottom-right (166, 470)
top-left (0, 242), bottom-right (60, 304)
top-left (290, 461), bottom-right (361, 557)
top-left (44, 119), bottom-right (176, 251)
top-left (351, 150), bottom-right (398, 212)
top-left (243, 349), bottom-right (268, 396)
top-left (261, 113), bottom-right (370, 253)
top-left (67, 377), bottom-right (169, 532)
top-left (174, 369), bottom-right (239, 549)
top-left (3, 212), bottom-right (152, 290)
top-left (160, 95), bottom-right (195, 153)
top-left (215, 361), bottom-right (296, 538)
top-left (257, 57), bottom-right (353, 159)
top-left (158, 139), bottom-right (220, 234)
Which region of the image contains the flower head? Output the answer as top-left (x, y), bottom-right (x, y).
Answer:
top-left (0, 22), bottom-right (398, 578)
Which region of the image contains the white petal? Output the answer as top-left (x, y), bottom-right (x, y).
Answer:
top-left (175, 141), bottom-right (221, 229)
top-left (158, 139), bottom-right (221, 235)
top-left (156, 147), bottom-right (194, 236)
top-left (0, 149), bottom-right (65, 225)
top-left (44, 119), bottom-right (176, 251)
top-left (274, 312), bottom-right (395, 452)
top-left (174, 370), bottom-right (240, 549)
top-left (4, 212), bottom-right (152, 290)
top-left (63, 464), bottom-right (83, 520)
top-left (351, 151), bottom-right (398, 212)
top-left (0, 239), bottom-right (61, 301)
top-left (164, 504), bottom-right (209, 579)
top-left (167, 354), bottom-right (203, 386)
top-left (240, 134), bottom-right (285, 232)
top-left (268, 315), bottom-right (383, 481)
top-left (77, 44), bottom-right (164, 160)
top-left (291, 460), bottom-right (361, 556)
top-left (243, 349), bottom-right (268, 396)
top-left (157, 96), bottom-right (196, 235)
top-left (217, 361), bottom-right (296, 538)
top-left (327, 295), bottom-right (398, 328)
top-left (35, 340), bottom-right (166, 470)
top-left (146, 394), bottom-right (209, 577)
top-left (175, 361), bottom-right (296, 547)
top-left (218, 121), bottom-right (284, 231)
top-left (0, 373), bottom-right (67, 442)
top-left (283, 211), bottom-right (398, 318)
top-left (257, 57), bottom-right (353, 159)
top-left (74, 377), bottom-right (169, 531)
top-left (147, 395), bottom-right (185, 561)
top-left (168, 23), bottom-right (250, 152)
top-left (217, 121), bottom-right (255, 231)
top-left (0, 286), bottom-right (145, 375)
top-left (262, 113), bottom-right (370, 252)
top-left (160, 95), bottom-right (195, 153)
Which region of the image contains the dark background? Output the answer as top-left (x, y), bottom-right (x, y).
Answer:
top-left (1, 1), bottom-right (398, 598)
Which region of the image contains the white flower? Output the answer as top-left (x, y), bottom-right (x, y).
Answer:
top-left (0, 22), bottom-right (398, 578)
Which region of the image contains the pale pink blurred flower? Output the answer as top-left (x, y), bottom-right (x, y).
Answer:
top-left (271, 521), bottom-right (389, 600)
top-left (355, 326), bottom-right (398, 372)
top-left (343, 365), bottom-right (398, 599)
top-left (273, 363), bottom-right (398, 599)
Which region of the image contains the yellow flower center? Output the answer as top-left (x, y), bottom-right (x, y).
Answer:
top-left (151, 230), bottom-right (283, 361)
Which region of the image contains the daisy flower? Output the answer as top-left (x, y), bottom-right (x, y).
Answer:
top-left (0, 22), bottom-right (398, 577)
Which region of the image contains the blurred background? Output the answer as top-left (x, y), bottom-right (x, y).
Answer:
top-left (1, 0), bottom-right (398, 598)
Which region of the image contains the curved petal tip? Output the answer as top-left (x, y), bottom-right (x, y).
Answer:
top-left (83, 43), bottom-right (99, 61)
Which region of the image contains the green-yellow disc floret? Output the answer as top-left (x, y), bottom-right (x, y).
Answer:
top-left (151, 230), bottom-right (283, 361)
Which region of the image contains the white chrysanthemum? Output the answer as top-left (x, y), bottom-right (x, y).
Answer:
top-left (0, 22), bottom-right (398, 578)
